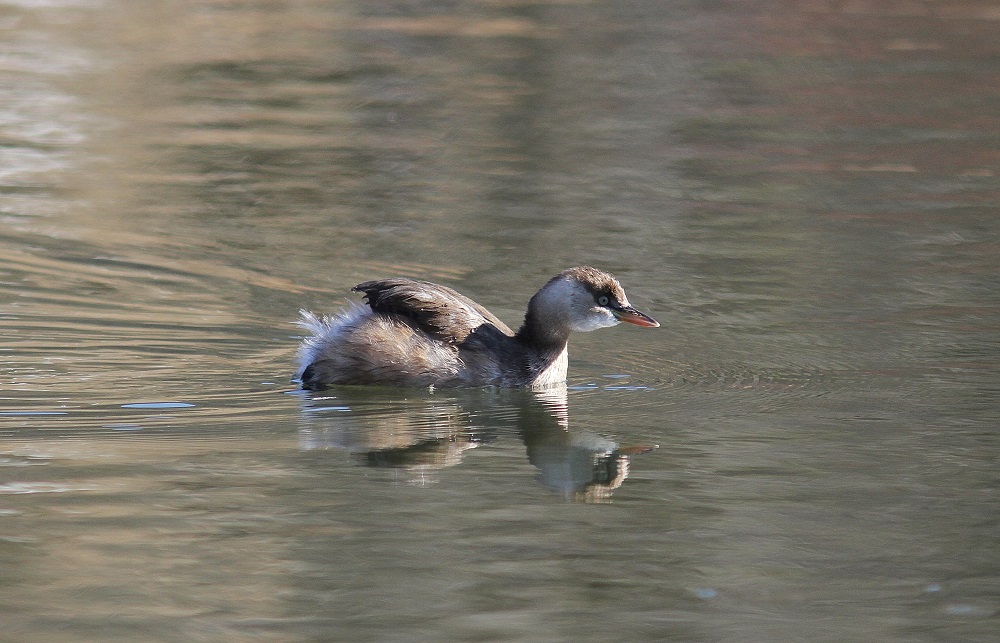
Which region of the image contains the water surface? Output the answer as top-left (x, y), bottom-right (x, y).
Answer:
top-left (1, 1), bottom-right (997, 640)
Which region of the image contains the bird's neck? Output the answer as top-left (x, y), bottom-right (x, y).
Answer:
top-left (514, 311), bottom-right (570, 388)
top-left (514, 293), bottom-right (571, 355)
top-left (528, 346), bottom-right (568, 388)
top-left (515, 310), bottom-right (569, 351)
top-left (514, 280), bottom-right (574, 349)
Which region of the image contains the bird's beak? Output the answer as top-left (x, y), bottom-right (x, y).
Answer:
top-left (613, 306), bottom-right (659, 328)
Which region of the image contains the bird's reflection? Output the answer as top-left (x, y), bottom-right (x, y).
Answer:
top-left (298, 387), bottom-right (490, 476)
top-left (298, 385), bottom-right (654, 501)
top-left (517, 388), bottom-right (655, 501)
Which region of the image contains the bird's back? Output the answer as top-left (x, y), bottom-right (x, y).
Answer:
top-left (353, 278), bottom-right (514, 343)
top-left (298, 278), bottom-right (519, 389)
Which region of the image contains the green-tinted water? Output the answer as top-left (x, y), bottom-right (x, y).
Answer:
top-left (1, 1), bottom-right (997, 640)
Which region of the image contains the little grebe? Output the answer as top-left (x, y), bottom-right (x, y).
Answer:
top-left (296, 266), bottom-right (658, 390)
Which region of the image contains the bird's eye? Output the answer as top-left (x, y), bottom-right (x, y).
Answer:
top-left (596, 295), bottom-right (610, 306)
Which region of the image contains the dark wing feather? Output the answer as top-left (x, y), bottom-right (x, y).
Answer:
top-left (352, 278), bottom-right (514, 343)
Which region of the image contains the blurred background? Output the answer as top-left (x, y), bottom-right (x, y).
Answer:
top-left (1, 0), bottom-right (997, 640)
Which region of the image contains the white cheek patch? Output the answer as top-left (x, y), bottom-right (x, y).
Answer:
top-left (570, 307), bottom-right (619, 332)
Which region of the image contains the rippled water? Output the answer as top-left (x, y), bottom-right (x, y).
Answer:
top-left (1, 1), bottom-right (997, 640)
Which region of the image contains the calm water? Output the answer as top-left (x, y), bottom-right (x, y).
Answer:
top-left (1, 0), bottom-right (998, 640)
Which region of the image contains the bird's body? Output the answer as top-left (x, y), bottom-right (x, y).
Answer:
top-left (296, 266), bottom-right (658, 390)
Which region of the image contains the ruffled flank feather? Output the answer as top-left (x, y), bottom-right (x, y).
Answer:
top-left (294, 305), bottom-right (370, 378)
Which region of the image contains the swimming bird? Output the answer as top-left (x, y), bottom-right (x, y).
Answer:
top-left (296, 266), bottom-right (658, 390)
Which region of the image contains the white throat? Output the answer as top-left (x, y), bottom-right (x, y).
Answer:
top-left (530, 347), bottom-right (569, 388)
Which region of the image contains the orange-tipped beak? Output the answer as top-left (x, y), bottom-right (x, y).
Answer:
top-left (614, 306), bottom-right (659, 328)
